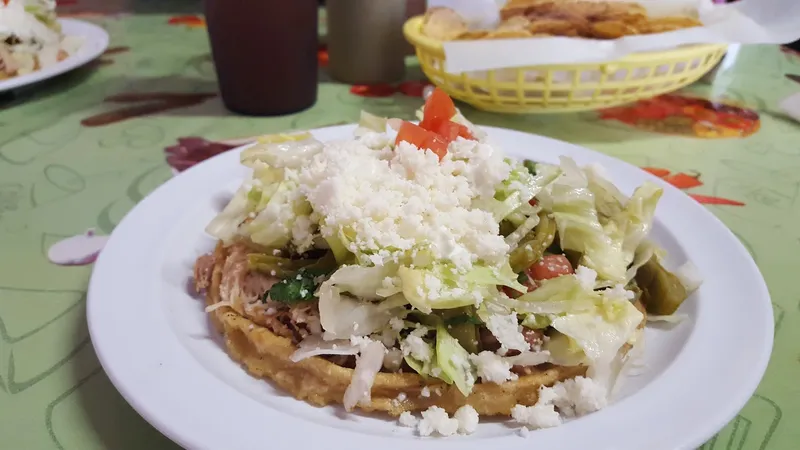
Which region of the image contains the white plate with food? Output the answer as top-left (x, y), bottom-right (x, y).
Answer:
top-left (1, 0), bottom-right (109, 93)
top-left (87, 90), bottom-right (773, 450)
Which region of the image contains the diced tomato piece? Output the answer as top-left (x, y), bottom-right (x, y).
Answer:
top-left (529, 198), bottom-right (539, 207)
top-left (502, 276), bottom-right (537, 298)
top-left (420, 87), bottom-right (456, 131)
top-left (423, 134), bottom-right (449, 160)
top-left (526, 254), bottom-right (574, 281)
top-left (435, 120), bottom-right (475, 142)
top-left (395, 121), bottom-right (448, 161)
top-left (396, 121), bottom-right (429, 148)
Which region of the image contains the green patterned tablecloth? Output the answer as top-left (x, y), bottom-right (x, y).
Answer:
top-left (1, 5), bottom-right (799, 450)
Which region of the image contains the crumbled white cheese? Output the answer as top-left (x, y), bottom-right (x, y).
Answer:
top-left (402, 334), bottom-right (432, 363)
top-left (548, 376), bottom-right (608, 417)
top-left (511, 404), bottom-right (562, 429)
top-left (454, 405), bottom-right (479, 434)
top-left (389, 316), bottom-right (405, 331)
top-left (420, 386), bottom-right (431, 398)
top-left (290, 215), bottom-right (315, 252)
top-left (512, 376), bottom-right (608, 433)
top-left (574, 266), bottom-right (597, 291)
top-left (398, 411), bottom-right (418, 428)
top-left (485, 313), bottom-right (529, 353)
top-left (383, 348), bottom-right (403, 372)
top-left (297, 139), bottom-right (511, 270)
top-left (469, 351), bottom-right (517, 384)
top-left (349, 335), bottom-right (373, 351)
top-left (418, 406), bottom-right (459, 437)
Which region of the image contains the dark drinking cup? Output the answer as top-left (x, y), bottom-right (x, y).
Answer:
top-left (205, 0), bottom-right (318, 116)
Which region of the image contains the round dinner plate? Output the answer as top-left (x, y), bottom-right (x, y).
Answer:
top-left (87, 125), bottom-right (773, 450)
top-left (0, 19), bottom-right (109, 93)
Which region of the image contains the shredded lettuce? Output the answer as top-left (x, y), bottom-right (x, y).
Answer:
top-left (205, 184), bottom-right (251, 243)
top-left (241, 133), bottom-right (322, 169)
top-left (549, 294), bottom-right (643, 383)
top-left (355, 111), bottom-right (388, 135)
top-left (584, 163), bottom-right (627, 219)
top-left (540, 157), bottom-right (662, 285)
top-left (436, 325), bottom-right (477, 396)
top-left (399, 262), bottom-right (525, 313)
top-left (318, 264), bottom-right (404, 339)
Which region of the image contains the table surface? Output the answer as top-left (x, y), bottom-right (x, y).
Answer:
top-left (1, 4), bottom-right (799, 450)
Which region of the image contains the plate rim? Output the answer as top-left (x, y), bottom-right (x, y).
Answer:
top-left (87, 124), bottom-right (774, 450)
top-left (0, 18), bottom-right (110, 93)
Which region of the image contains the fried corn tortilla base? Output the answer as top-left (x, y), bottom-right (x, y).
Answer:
top-left (205, 243), bottom-right (644, 417)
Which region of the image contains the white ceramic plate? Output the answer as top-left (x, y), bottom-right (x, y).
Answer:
top-left (0, 19), bottom-right (109, 93)
top-left (87, 125), bottom-right (773, 450)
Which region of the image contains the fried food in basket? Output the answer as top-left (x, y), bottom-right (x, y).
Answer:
top-left (423, 0), bottom-right (702, 42)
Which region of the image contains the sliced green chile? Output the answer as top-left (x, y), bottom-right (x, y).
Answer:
top-left (438, 307), bottom-right (479, 354)
top-left (509, 212), bottom-right (556, 273)
top-left (247, 251), bottom-right (336, 278)
top-left (635, 256), bottom-right (688, 315)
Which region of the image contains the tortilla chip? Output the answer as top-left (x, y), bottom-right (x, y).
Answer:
top-left (528, 18), bottom-right (582, 37)
top-left (487, 29), bottom-right (535, 39)
top-left (590, 20), bottom-right (641, 39)
top-left (421, 7), bottom-right (468, 41)
top-left (456, 30), bottom-right (491, 41)
top-left (637, 16), bottom-right (703, 34)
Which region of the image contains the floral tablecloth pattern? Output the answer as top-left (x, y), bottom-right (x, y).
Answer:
top-left (1, 6), bottom-right (799, 450)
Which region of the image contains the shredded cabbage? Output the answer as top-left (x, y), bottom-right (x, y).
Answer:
top-left (240, 133), bottom-right (322, 169)
top-left (399, 262), bottom-right (525, 313)
top-left (318, 265), bottom-right (403, 339)
top-left (343, 340), bottom-right (385, 411)
top-left (290, 336), bottom-right (361, 362)
top-left (354, 110), bottom-right (388, 135)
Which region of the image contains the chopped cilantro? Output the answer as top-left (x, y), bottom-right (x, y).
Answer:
top-left (265, 268), bottom-right (327, 304)
top-left (523, 159), bottom-right (537, 176)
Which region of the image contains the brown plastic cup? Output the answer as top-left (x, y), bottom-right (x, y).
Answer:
top-left (205, 0), bottom-right (318, 116)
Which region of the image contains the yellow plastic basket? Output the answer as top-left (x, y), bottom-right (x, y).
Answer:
top-left (403, 16), bottom-right (727, 113)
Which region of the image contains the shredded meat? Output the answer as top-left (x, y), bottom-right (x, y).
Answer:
top-left (203, 244), bottom-right (322, 346)
top-left (0, 45), bottom-right (18, 77)
top-left (193, 253), bottom-right (216, 292)
top-left (258, 302), bottom-right (321, 345)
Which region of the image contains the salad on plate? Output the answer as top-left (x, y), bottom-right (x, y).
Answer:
top-left (0, 0), bottom-right (83, 79)
top-left (192, 89), bottom-right (699, 437)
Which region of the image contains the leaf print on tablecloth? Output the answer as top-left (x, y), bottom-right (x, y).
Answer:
top-left (699, 395), bottom-right (781, 450)
top-left (164, 137), bottom-right (237, 173)
top-left (601, 94), bottom-right (761, 139)
top-left (642, 167), bottom-right (745, 206)
top-left (0, 286), bottom-right (100, 449)
top-left (29, 165), bottom-right (87, 208)
top-left (81, 92), bottom-right (217, 127)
